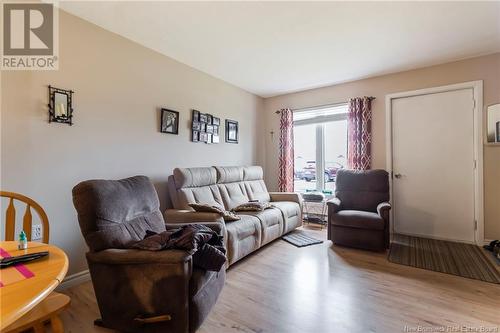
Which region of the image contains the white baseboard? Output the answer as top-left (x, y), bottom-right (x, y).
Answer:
top-left (484, 239), bottom-right (496, 245)
top-left (57, 269), bottom-right (90, 291)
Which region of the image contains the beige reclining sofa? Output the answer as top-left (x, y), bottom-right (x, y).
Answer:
top-left (166, 166), bottom-right (302, 266)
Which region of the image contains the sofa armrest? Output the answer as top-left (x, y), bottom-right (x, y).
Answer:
top-left (269, 192), bottom-right (303, 207)
top-left (165, 209), bottom-right (224, 224)
top-left (326, 197), bottom-right (342, 214)
top-left (377, 202), bottom-right (391, 248)
top-left (377, 202), bottom-right (391, 221)
top-left (86, 248), bottom-right (193, 331)
top-left (87, 248), bottom-right (191, 265)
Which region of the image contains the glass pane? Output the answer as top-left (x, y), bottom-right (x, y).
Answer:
top-left (323, 119), bottom-right (348, 193)
top-left (293, 123), bottom-right (317, 193)
top-left (54, 92), bottom-right (68, 118)
top-left (293, 104), bottom-right (349, 122)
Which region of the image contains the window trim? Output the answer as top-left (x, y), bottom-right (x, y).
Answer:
top-left (292, 101), bottom-right (348, 113)
top-left (293, 112), bottom-right (348, 126)
top-left (316, 123), bottom-right (325, 191)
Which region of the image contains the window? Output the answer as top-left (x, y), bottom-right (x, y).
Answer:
top-left (293, 103), bottom-right (348, 194)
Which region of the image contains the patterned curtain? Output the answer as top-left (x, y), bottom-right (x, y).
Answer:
top-left (347, 97), bottom-right (372, 170)
top-left (278, 108), bottom-right (294, 192)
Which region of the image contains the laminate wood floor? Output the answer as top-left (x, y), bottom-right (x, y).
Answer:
top-left (59, 227), bottom-right (500, 333)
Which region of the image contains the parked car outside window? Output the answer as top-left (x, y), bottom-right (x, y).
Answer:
top-left (296, 161), bottom-right (344, 182)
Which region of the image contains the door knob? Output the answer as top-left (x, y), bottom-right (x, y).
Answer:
top-left (394, 173), bottom-right (402, 179)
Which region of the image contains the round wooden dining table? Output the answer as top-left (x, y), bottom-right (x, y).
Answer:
top-left (0, 241), bottom-right (68, 330)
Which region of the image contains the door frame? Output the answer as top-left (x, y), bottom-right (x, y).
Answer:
top-left (385, 81), bottom-right (484, 245)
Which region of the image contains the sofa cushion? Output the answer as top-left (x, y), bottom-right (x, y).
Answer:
top-left (232, 202), bottom-right (272, 212)
top-left (238, 208), bottom-right (283, 228)
top-left (72, 175), bottom-right (166, 252)
top-left (215, 166), bottom-right (244, 183)
top-left (188, 203), bottom-right (240, 222)
top-left (217, 182), bottom-right (249, 210)
top-left (177, 185), bottom-right (224, 210)
top-left (243, 166), bottom-right (264, 181)
top-left (238, 207), bottom-right (284, 245)
top-left (271, 201), bottom-right (302, 234)
top-left (271, 201), bottom-right (301, 219)
top-left (173, 167), bottom-right (217, 189)
top-left (332, 210), bottom-right (384, 230)
top-left (222, 211), bottom-right (241, 222)
top-left (225, 215), bottom-right (261, 264)
top-left (226, 214), bottom-right (261, 240)
top-left (244, 180), bottom-right (271, 203)
top-left (189, 203), bottom-right (225, 213)
top-left (283, 214), bottom-right (302, 234)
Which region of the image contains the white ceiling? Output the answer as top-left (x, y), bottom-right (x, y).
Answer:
top-left (59, 1), bottom-right (500, 98)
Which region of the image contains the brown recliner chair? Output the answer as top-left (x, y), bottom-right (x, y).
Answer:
top-left (327, 169), bottom-right (391, 251)
top-left (72, 175), bottom-right (225, 333)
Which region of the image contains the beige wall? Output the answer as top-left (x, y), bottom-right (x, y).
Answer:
top-left (263, 53), bottom-right (500, 240)
top-left (1, 11), bottom-right (264, 275)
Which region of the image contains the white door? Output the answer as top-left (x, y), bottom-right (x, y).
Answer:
top-left (391, 88), bottom-right (476, 243)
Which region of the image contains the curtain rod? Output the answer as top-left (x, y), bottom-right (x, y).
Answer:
top-left (275, 96), bottom-right (376, 114)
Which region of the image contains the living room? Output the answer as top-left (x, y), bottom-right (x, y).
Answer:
top-left (1, 1), bottom-right (499, 333)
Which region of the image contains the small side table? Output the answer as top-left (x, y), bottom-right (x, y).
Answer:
top-left (301, 192), bottom-right (327, 229)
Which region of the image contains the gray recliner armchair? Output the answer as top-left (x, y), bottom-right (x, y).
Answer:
top-left (327, 169), bottom-right (391, 251)
top-left (72, 175), bottom-right (225, 333)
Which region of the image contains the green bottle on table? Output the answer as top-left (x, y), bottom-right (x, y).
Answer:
top-left (18, 230), bottom-right (28, 250)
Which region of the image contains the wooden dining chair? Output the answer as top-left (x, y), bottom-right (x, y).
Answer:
top-left (1, 191), bottom-right (70, 333)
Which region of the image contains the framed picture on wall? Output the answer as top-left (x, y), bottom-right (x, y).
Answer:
top-left (199, 113), bottom-right (208, 123)
top-left (192, 122), bottom-right (201, 131)
top-left (192, 130), bottom-right (199, 142)
top-left (192, 110), bottom-right (200, 122)
top-left (213, 117), bottom-right (220, 126)
top-left (160, 109), bottom-right (179, 135)
top-left (225, 119), bottom-right (238, 144)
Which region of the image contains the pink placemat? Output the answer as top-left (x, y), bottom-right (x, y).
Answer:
top-left (0, 248), bottom-right (35, 287)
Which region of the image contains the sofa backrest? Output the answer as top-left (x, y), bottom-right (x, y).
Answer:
top-left (72, 175), bottom-right (166, 252)
top-left (335, 169), bottom-right (390, 212)
top-left (168, 167), bottom-right (224, 210)
top-left (242, 166), bottom-right (271, 203)
top-left (168, 166), bottom-right (269, 210)
top-left (215, 166), bottom-right (248, 210)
